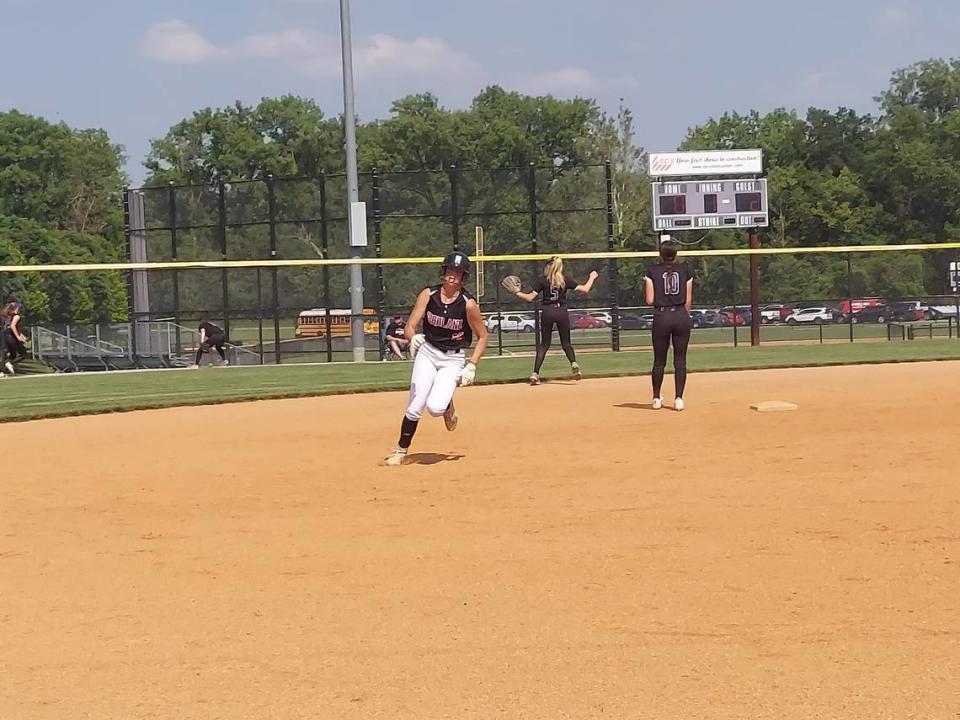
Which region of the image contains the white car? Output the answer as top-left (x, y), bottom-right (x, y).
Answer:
top-left (486, 313), bottom-right (536, 332)
top-left (759, 304), bottom-right (788, 323)
top-left (786, 307), bottom-right (833, 324)
top-left (587, 311), bottom-right (612, 327)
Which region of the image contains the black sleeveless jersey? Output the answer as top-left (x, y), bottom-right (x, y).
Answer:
top-left (423, 285), bottom-right (473, 352)
top-left (646, 262), bottom-right (691, 308)
top-left (533, 274), bottom-right (578, 308)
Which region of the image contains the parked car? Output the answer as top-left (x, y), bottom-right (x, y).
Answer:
top-left (922, 303), bottom-right (958, 320)
top-left (689, 309), bottom-right (727, 328)
top-left (786, 306), bottom-right (834, 324)
top-left (845, 304), bottom-right (890, 324)
top-left (618, 313), bottom-right (653, 330)
top-left (837, 297), bottom-right (883, 315)
top-left (571, 312), bottom-right (606, 329)
top-left (486, 313), bottom-right (536, 332)
top-left (587, 311), bottom-right (613, 327)
top-left (719, 306), bottom-right (753, 326)
top-left (887, 301), bottom-right (925, 322)
top-left (759, 304), bottom-right (792, 323)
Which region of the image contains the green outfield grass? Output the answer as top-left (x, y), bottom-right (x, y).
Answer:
top-left (2, 339), bottom-right (960, 423)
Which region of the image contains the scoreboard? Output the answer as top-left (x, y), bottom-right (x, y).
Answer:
top-left (652, 178), bottom-right (768, 231)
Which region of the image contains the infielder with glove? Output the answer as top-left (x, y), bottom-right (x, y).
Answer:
top-left (384, 251), bottom-right (489, 466)
top-left (501, 257), bottom-right (598, 385)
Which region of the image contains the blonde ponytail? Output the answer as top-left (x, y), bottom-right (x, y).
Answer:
top-left (545, 257), bottom-right (565, 290)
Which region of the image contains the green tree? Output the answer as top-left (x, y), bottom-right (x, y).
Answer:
top-left (0, 110), bottom-right (126, 238)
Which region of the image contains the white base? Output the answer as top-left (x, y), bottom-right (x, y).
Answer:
top-left (751, 400), bottom-right (798, 412)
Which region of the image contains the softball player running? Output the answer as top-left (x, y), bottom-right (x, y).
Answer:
top-left (645, 238), bottom-right (693, 411)
top-left (384, 251), bottom-right (490, 466)
top-left (1, 302), bottom-right (27, 376)
top-left (501, 257), bottom-right (598, 385)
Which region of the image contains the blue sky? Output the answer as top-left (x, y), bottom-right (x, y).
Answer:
top-left (1, 0), bottom-right (957, 184)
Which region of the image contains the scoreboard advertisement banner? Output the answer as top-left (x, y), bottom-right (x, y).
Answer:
top-left (648, 149), bottom-right (763, 177)
top-left (652, 178), bottom-right (769, 231)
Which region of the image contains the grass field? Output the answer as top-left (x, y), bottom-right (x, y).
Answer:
top-left (4, 339), bottom-right (960, 422)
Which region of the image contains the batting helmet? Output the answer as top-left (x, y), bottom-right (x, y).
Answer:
top-left (441, 251), bottom-right (471, 276)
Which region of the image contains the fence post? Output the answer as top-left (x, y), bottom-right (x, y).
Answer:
top-left (731, 255), bottom-right (738, 347)
top-left (319, 172), bottom-right (333, 362)
top-left (122, 188), bottom-right (138, 365)
top-left (218, 181), bottom-right (230, 340)
top-left (528, 163), bottom-right (541, 346)
top-left (266, 174), bottom-right (281, 364)
top-left (372, 168), bottom-right (386, 360)
top-left (494, 261), bottom-right (504, 356)
top-left (955, 293), bottom-right (959, 341)
top-left (450, 163), bottom-right (460, 252)
top-left (846, 253), bottom-right (854, 343)
top-left (748, 228), bottom-right (760, 346)
top-left (256, 268), bottom-right (264, 365)
top-left (605, 160), bottom-right (621, 351)
top-left (167, 184), bottom-right (181, 354)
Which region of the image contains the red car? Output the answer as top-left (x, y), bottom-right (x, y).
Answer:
top-left (571, 312), bottom-right (605, 329)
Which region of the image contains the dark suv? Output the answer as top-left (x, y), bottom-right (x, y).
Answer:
top-left (847, 304), bottom-right (890, 323)
top-left (887, 301), bottom-right (925, 322)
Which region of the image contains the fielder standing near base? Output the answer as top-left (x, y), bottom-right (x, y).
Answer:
top-left (384, 251), bottom-right (489, 466)
top-left (645, 238), bottom-right (693, 411)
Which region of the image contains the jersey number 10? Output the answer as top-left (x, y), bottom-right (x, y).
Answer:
top-left (661, 271), bottom-right (681, 296)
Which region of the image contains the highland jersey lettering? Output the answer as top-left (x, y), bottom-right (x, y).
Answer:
top-left (426, 312), bottom-right (464, 331)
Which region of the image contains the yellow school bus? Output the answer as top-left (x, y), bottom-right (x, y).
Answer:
top-left (295, 308), bottom-right (380, 338)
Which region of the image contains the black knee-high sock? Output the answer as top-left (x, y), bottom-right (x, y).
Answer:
top-left (216, 344), bottom-right (226, 360)
top-left (195, 347), bottom-right (204, 364)
top-left (398, 416), bottom-right (419, 449)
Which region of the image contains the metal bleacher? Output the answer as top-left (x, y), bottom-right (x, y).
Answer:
top-left (29, 322), bottom-right (259, 372)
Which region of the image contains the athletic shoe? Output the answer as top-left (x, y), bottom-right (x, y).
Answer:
top-left (384, 448), bottom-right (407, 466)
top-left (443, 403), bottom-right (458, 432)
top-left (571, 362), bottom-right (582, 381)
top-left (529, 373), bottom-right (541, 385)
top-left (190, 364), bottom-right (200, 370)
top-left (674, 397), bottom-right (685, 412)
top-left (4, 361), bottom-right (13, 375)
top-left (223, 359), bottom-right (230, 367)
top-left (652, 397), bottom-right (663, 410)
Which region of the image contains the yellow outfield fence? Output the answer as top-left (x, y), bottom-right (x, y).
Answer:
top-left (3, 242), bottom-right (960, 273)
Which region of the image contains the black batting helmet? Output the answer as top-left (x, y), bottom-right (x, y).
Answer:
top-left (441, 251), bottom-right (471, 276)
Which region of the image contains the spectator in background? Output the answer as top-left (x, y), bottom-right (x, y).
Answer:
top-left (383, 316), bottom-right (409, 360)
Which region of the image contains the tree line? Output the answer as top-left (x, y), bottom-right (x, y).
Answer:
top-left (3, 59), bottom-right (960, 323)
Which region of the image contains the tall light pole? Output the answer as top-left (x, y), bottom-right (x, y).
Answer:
top-left (340, 0), bottom-right (366, 362)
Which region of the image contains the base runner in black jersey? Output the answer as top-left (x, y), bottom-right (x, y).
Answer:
top-left (644, 238), bottom-right (693, 411)
top-left (503, 257), bottom-right (598, 385)
top-left (384, 252), bottom-right (490, 466)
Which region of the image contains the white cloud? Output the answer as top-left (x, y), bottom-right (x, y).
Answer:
top-left (141, 20), bottom-right (479, 81)
top-left (357, 34), bottom-right (480, 77)
top-left (510, 67), bottom-right (636, 97)
top-left (141, 20), bottom-right (224, 65)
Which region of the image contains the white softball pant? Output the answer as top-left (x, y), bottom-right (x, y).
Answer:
top-left (404, 341), bottom-right (465, 421)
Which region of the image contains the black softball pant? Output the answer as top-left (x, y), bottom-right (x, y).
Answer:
top-left (196, 333), bottom-right (226, 364)
top-left (652, 308), bottom-right (691, 398)
top-left (534, 305), bottom-right (576, 373)
top-left (2, 330), bottom-right (25, 363)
